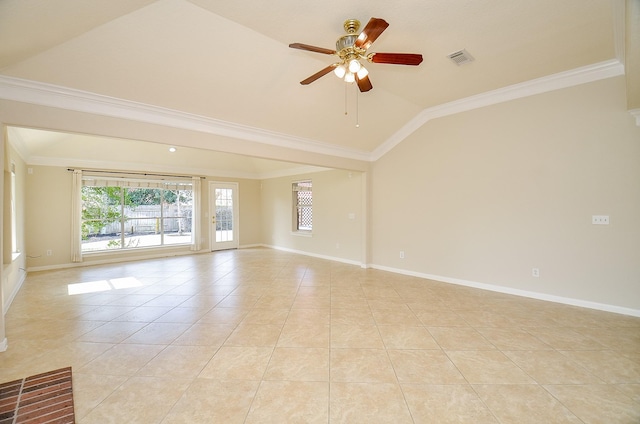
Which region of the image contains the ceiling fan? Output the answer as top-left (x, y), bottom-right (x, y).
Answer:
top-left (289, 17), bottom-right (423, 92)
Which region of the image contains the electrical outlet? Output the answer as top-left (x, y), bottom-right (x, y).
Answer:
top-left (532, 268), bottom-right (539, 278)
top-left (592, 215), bottom-right (609, 225)
top-left (46, 250), bottom-right (52, 256)
top-left (336, 243), bottom-right (340, 249)
top-left (399, 251), bottom-right (405, 259)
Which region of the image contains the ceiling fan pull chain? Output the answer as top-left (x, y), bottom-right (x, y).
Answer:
top-left (344, 83), bottom-right (348, 115)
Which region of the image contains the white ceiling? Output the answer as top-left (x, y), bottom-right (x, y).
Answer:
top-left (0, 0), bottom-right (627, 175)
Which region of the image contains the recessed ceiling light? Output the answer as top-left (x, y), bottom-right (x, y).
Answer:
top-left (168, 147), bottom-right (177, 153)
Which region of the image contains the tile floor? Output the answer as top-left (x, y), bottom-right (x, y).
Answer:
top-left (1, 248), bottom-right (639, 423)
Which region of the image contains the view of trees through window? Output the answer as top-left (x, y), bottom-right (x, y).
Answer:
top-left (81, 184), bottom-right (193, 252)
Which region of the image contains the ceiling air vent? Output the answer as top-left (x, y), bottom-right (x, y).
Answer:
top-left (448, 49), bottom-right (474, 66)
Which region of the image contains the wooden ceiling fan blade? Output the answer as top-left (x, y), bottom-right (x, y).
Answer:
top-left (289, 43), bottom-right (336, 55)
top-left (355, 18), bottom-right (389, 50)
top-left (370, 52), bottom-right (423, 66)
top-left (356, 74), bottom-right (373, 92)
top-left (300, 64), bottom-right (338, 85)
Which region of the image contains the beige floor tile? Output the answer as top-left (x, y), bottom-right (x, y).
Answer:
top-left (78, 343), bottom-right (166, 376)
top-left (171, 323), bottom-right (233, 346)
top-left (112, 306), bottom-right (174, 322)
top-left (161, 379), bottom-right (259, 424)
top-left (446, 350), bottom-right (536, 384)
top-left (80, 376), bottom-right (191, 424)
top-left (614, 383), bottom-right (640, 403)
top-left (378, 325), bottom-right (440, 349)
top-left (143, 295), bottom-right (192, 308)
top-left (277, 323), bottom-right (330, 348)
top-left (6, 248), bottom-right (640, 424)
top-left (474, 384), bottom-right (582, 424)
top-left (476, 327), bottom-right (553, 350)
top-left (330, 308), bottom-right (375, 326)
top-left (371, 306), bottom-right (421, 326)
top-left (413, 309), bottom-right (469, 327)
top-left (253, 295), bottom-right (296, 309)
top-left (330, 382), bottom-right (413, 423)
top-left (78, 305), bottom-right (136, 321)
top-left (23, 341), bottom-right (112, 375)
top-left (215, 295), bottom-right (260, 309)
top-left (240, 308), bottom-right (290, 325)
top-left (197, 307), bottom-right (248, 326)
top-left (154, 307), bottom-right (210, 324)
top-left (198, 346), bottom-right (273, 380)
top-left (285, 308), bottom-right (330, 325)
top-left (291, 296), bottom-right (331, 309)
top-left (245, 381), bottom-right (329, 423)
top-left (544, 384), bottom-right (640, 424)
top-left (367, 298), bottom-right (408, 310)
top-left (428, 327), bottom-right (496, 350)
top-left (224, 324), bottom-right (282, 347)
top-left (558, 350), bottom-right (640, 383)
top-left (122, 322), bottom-right (191, 345)
top-left (263, 347), bottom-right (329, 381)
top-left (330, 348), bottom-right (397, 383)
top-left (106, 294), bottom-right (159, 307)
top-left (330, 324), bottom-right (385, 349)
top-left (504, 350), bottom-right (602, 384)
top-left (76, 321), bottom-right (148, 343)
top-left (574, 326), bottom-right (640, 350)
top-left (137, 345), bottom-right (217, 378)
top-left (524, 327), bottom-right (608, 350)
top-left (387, 349), bottom-right (466, 384)
top-left (401, 384), bottom-right (499, 423)
top-left (73, 372), bottom-right (129, 420)
top-left (330, 296), bottom-right (371, 309)
top-left (177, 294), bottom-right (225, 309)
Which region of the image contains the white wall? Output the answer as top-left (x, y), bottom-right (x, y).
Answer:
top-left (260, 169), bottom-right (365, 265)
top-left (371, 76), bottom-right (640, 313)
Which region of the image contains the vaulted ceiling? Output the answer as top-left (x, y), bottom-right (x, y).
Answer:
top-left (0, 0), bottom-right (634, 175)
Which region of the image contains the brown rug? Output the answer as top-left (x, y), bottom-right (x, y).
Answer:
top-left (0, 367), bottom-right (75, 424)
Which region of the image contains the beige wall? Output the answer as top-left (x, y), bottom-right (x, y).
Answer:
top-left (2, 142), bottom-right (27, 313)
top-left (260, 169), bottom-right (364, 264)
top-left (24, 166), bottom-right (264, 268)
top-left (371, 76), bottom-right (640, 311)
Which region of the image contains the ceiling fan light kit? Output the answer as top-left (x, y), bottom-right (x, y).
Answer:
top-left (289, 17), bottom-right (423, 93)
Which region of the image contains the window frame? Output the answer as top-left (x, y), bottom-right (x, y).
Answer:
top-left (292, 180), bottom-right (313, 235)
top-left (80, 177), bottom-right (194, 253)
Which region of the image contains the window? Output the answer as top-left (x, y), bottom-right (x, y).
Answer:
top-left (293, 180), bottom-right (312, 232)
top-left (81, 178), bottom-right (193, 252)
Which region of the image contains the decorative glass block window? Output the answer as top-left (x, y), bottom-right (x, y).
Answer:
top-left (292, 180), bottom-right (312, 232)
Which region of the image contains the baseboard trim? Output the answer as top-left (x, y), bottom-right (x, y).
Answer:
top-left (3, 270), bottom-right (27, 315)
top-left (26, 249), bottom-right (210, 272)
top-left (261, 244), bottom-right (362, 267)
top-left (370, 263), bottom-right (640, 318)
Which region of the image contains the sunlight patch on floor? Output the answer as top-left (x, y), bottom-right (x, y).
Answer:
top-left (67, 277), bottom-right (144, 295)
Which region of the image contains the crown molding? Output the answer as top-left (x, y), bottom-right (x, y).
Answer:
top-left (0, 58), bottom-right (626, 165)
top-left (0, 75), bottom-right (373, 162)
top-left (372, 59), bottom-right (626, 160)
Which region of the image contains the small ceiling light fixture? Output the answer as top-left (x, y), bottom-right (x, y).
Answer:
top-left (168, 147), bottom-right (177, 153)
top-left (333, 19), bottom-right (368, 85)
